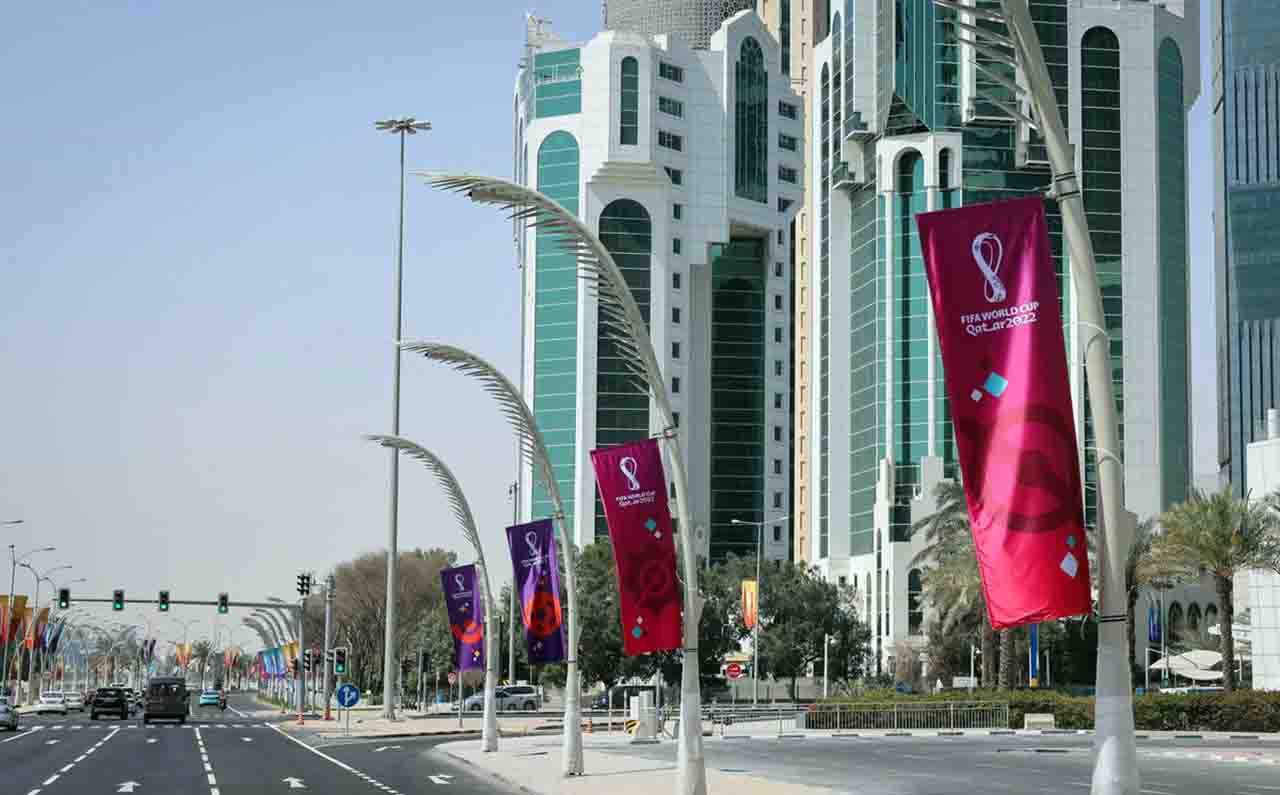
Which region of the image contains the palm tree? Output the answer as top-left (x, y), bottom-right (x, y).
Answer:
top-left (1154, 487), bottom-right (1280, 692)
top-left (911, 481), bottom-right (999, 689)
top-left (192, 640), bottom-right (212, 688)
top-left (1124, 518), bottom-right (1161, 671)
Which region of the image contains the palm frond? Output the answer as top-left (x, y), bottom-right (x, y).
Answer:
top-left (365, 434), bottom-right (483, 555)
top-left (398, 342), bottom-right (564, 517)
top-left (420, 172), bottom-right (665, 408)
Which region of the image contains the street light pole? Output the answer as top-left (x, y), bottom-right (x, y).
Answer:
top-left (731, 515), bottom-right (787, 706)
top-left (374, 116), bottom-right (430, 721)
top-left (323, 574), bottom-right (334, 721)
top-left (3, 545), bottom-right (53, 701)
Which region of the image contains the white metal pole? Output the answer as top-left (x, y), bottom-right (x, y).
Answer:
top-left (754, 523), bottom-right (762, 706)
top-left (323, 578), bottom-right (334, 721)
top-left (822, 634), bottom-right (830, 699)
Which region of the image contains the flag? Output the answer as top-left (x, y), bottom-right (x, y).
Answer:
top-left (2, 595), bottom-right (27, 645)
top-left (916, 196), bottom-right (1091, 629)
top-left (0, 596), bottom-right (7, 645)
top-left (741, 579), bottom-right (759, 630)
top-left (441, 564), bottom-right (485, 672)
top-left (590, 438), bottom-right (683, 655)
top-left (25, 608), bottom-right (47, 650)
top-left (506, 518), bottom-right (566, 664)
top-left (47, 621), bottom-right (65, 655)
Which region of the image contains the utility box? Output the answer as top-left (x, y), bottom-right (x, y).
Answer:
top-left (1023, 713), bottom-right (1056, 730)
top-left (629, 692), bottom-right (657, 743)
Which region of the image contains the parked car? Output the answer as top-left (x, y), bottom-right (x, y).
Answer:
top-left (65, 692), bottom-right (85, 712)
top-left (0, 696), bottom-right (19, 730)
top-left (91, 687), bottom-right (130, 721)
top-left (35, 692), bottom-right (68, 715)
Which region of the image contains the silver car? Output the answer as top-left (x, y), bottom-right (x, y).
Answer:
top-left (0, 696), bottom-right (18, 731)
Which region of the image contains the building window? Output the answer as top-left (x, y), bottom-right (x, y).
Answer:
top-left (673, 203), bottom-right (683, 220)
top-left (775, 360), bottom-right (783, 376)
top-left (658, 96), bottom-right (684, 118)
top-left (672, 307), bottom-right (682, 324)
top-left (659, 61), bottom-right (684, 82)
top-left (773, 459), bottom-right (783, 475)
top-left (777, 197), bottom-right (794, 212)
top-left (908, 569), bottom-right (924, 636)
top-left (665, 166), bottom-right (683, 185)
top-left (672, 376), bottom-right (681, 394)
top-left (773, 524), bottom-right (782, 542)
top-left (735, 37), bottom-right (769, 203)
top-left (778, 100), bottom-right (798, 119)
top-left (774, 294), bottom-right (783, 310)
top-left (773, 425), bottom-right (782, 442)
top-left (673, 411), bottom-right (680, 427)
top-left (672, 341), bottom-right (681, 359)
top-left (658, 130), bottom-right (683, 151)
top-left (778, 165), bottom-right (798, 184)
top-left (773, 492), bottom-right (783, 509)
top-left (778, 133), bottom-right (798, 151)
top-left (774, 327), bottom-right (783, 343)
top-left (672, 272), bottom-right (682, 289)
top-left (670, 482), bottom-right (677, 498)
top-left (620, 57), bottom-right (639, 145)
top-left (774, 392), bottom-right (783, 409)
top-left (777, 229), bottom-right (784, 245)
top-left (774, 261), bottom-right (784, 277)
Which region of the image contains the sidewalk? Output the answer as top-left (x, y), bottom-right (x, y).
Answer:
top-left (439, 734), bottom-right (842, 795)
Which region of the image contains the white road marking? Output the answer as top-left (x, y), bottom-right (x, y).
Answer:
top-left (60, 764), bottom-right (73, 772)
top-left (267, 723), bottom-right (402, 794)
top-left (207, 774), bottom-right (217, 786)
top-left (42, 775), bottom-right (59, 786)
top-left (46, 739), bottom-right (60, 745)
top-left (1, 728), bottom-right (40, 744)
top-left (282, 777), bottom-right (307, 789)
top-left (428, 773), bottom-right (455, 785)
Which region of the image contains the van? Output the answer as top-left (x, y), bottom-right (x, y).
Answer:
top-left (144, 677), bottom-right (190, 724)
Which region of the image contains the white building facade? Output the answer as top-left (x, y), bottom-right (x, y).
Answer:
top-left (806, 1), bottom-right (1198, 673)
top-left (1246, 410), bottom-right (1280, 691)
top-left (514, 12), bottom-right (803, 564)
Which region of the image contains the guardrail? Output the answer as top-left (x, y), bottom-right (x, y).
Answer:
top-left (802, 701), bottom-right (1009, 731)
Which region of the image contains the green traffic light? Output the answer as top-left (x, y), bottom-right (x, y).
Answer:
top-left (112, 590), bottom-right (124, 611)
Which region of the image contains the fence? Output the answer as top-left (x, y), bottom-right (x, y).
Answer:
top-left (802, 701), bottom-right (1009, 731)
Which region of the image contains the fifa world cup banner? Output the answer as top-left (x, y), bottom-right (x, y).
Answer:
top-left (590, 438), bottom-right (683, 655)
top-left (506, 519), bottom-right (566, 664)
top-left (741, 579), bottom-right (759, 630)
top-left (441, 563), bottom-right (485, 672)
top-left (916, 196), bottom-right (1091, 629)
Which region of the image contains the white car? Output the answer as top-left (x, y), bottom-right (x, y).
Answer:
top-left (65, 692), bottom-right (85, 712)
top-left (0, 696), bottom-right (18, 730)
top-left (35, 692), bottom-right (68, 715)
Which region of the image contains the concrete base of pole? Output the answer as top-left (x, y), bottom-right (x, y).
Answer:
top-left (562, 666), bottom-right (584, 776)
top-left (481, 623), bottom-right (499, 752)
top-left (676, 648), bottom-right (707, 795)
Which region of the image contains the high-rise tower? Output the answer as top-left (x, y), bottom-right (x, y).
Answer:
top-left (604, 0), bottom-right (756, 50)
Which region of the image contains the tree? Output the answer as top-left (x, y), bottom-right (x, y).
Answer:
top-left (1124, 518), bottom-right (1162, 672)
top-left (1154, 487), bottom-right (1280, 691)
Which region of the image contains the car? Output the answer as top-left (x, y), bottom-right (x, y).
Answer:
top-left (500, 685), bottom-right (542, 711)
top-left (0, 696), bottom-right (19, 731)
top-left (144, 677), bottom-right (190, 724)
top-left (65, 692), bottom-right (85, 712)
top-left (198, 690), bottom-right (221, 707)
top-left (90, 687), bottom-right (130, 720)
top-left (35, 692), bottom-right (68, 715)
top-left (591, 684), bottom-right (656, 711)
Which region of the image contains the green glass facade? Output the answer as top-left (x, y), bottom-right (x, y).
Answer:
top-left (1081, 25), bottom-right (1123, 529)
top-left (709, 238), bottom-right (768, 562)
top-left (735, 37), bottom-right (769, 203)
top-left (595, 199), bottom-right (653, 537)
top-left (533, 132), bottom-right (582, 527)
top-left (819, 62), bottom-right (831, 558)
top-left (620, 57), bottom-right (639, 145)
top-left (534, 49), bottom-right (582, 119)
top-left (1157, 38), bottom-right (1190, 507)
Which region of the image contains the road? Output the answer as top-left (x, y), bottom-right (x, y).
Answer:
top-left (0, 694), bottom-right (504, 795)
top-left (604, 732), bottom-right (1280, 795)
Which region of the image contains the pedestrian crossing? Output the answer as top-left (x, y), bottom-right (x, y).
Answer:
top-left (36, 722), bottom-right (274, 731)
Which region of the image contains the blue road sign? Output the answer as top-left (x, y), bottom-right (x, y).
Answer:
top-left (337, 684), bottom-right (360, 708)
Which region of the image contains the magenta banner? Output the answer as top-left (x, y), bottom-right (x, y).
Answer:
top-left (590, 438), bottom-right (682, 655)
top-left (440, 563), bottom-right (485, 672)
top-left (505, 519), bottom-right (566, 664)
top-left (916, 196), bottom-right (1092, 630)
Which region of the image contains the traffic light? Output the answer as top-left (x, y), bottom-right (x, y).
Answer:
top-left (217, 593), bottom-right (229, 614)
top-left (57, 588), bottom-right (70, 610)
top-left (296, 573), bottom-right (311, 597)
top-left (158, 590), bottom-right (170, 612)
top-left (112, 589), bottom-right (124, 611)
top-left (333, 647), bottom-right (348, 676)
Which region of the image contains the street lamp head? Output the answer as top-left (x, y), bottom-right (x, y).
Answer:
top-left (2, 519), bottom-right (22, 525)
top-left (375, 117), bottom-right (432, 134)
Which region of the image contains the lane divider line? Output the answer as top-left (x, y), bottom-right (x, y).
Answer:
top-left (266, 723), bottom-right (404, 795)
top-left (1, 728), bottom-right (40, 744)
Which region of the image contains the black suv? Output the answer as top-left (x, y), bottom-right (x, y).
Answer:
top-left (91, 687), bottom-right (129, 720)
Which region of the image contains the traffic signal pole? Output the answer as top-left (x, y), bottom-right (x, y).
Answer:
top-left (322, 577), bottom-right (334, 721)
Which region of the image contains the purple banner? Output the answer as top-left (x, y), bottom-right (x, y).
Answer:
top-left (506, 519), bottom-right (566, 664)
top-left (441, 563), bottom-right (485, 672)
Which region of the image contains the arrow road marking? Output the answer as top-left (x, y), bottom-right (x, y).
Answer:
top-left (46, 739), bottom-right (60, 745)
top-left (373, 745), bottom-right (401, 752)
top-left (146, 738), bottom-right (158, 744)
top-left (282, 777), bottom-right (307, 789)
top-left (118, 782), bottom-right (141, 793)
top-left (242, 737), bottom-right (253, 742)
top-left (428, 774), bottom-right (455, 785)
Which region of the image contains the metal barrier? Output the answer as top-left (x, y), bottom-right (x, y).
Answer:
top-left (802, 701), bottom-right (1009, 731)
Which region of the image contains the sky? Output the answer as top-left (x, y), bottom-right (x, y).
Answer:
top-left (2, 3), bottom-right (1218, 653)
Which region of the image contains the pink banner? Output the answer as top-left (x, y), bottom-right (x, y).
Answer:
top-left (590, 438), bottom-right (683, 655)
top-left (916, 196), bottom-right (1091, 629)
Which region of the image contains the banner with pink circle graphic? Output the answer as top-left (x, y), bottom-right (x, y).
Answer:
top-left (441, 563), bottom-right (486, 672)
top-left (590, 438), bottom-right (683, 656)
top-left (916, 196), bottom-right (1092, 630)
top-left (505, 518), bottom-right (566, 664)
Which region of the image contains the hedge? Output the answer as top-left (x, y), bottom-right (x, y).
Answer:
top-left (820, 689), bottom-right (1280, 732)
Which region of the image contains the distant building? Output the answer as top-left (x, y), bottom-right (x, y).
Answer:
top-left (1246, 410), bottom-right (1280, 691)
top-left (513, 11), bottom-right (803, 564)
top-left (604, 0), bottom-right (756, 51)
top-left (1212, 1), bottom-right (1280, 492)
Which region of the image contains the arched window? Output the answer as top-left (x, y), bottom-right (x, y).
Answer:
top-left (1167, 602), bottom-right (1184, 644)
top-left (1186, 603), bottom-right (1201, 640)
top-left (735, 37), bottom-right (768, 203)
top-left (907, 569), bottom-right (924, 636)
top-left (1204, 604), bottom-right (1219, 648)
top-left (620, 57), bottom-right (639, 146)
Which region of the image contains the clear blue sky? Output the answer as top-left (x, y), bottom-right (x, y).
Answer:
top-left (0, 3), bottom-right (1215, 649)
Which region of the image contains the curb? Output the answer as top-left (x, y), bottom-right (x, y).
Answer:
top-left (437, 745), bottom-right (540, 795)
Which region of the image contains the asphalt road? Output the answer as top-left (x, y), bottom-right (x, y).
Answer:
top-left (0, 694), bottom-right (506, 795)
top-left (604, 733), bottom-right (1280, 795)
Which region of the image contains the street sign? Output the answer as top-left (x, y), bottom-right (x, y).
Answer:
top-left (725, 663), bottom-right (744, 680)
top-left (447, 672), bottom-right (457, 685)
top-left (336, 684), bottom-right (360, 708)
